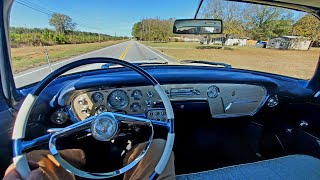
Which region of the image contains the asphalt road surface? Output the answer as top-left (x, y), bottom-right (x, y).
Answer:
top-left (14, 40), bottom-right (176, 88)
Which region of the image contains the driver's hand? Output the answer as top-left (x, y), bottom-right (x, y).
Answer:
top-left (3, 149), bottom-right (86, 180)
top-left (3, 161), bottom-right (42, 180)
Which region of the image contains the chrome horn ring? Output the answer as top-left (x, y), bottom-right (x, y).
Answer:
top-left (48, 112), bottom-right (154, 179)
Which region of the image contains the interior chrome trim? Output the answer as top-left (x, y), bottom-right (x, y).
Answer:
top-left (314, 90), bottom-right (320, 98)
top-left (251, 94), bottom-right (269, 116)
top-left (66, 83), bottom-right (268, 120)
top-left (48, 112), bottom-right (155, 179)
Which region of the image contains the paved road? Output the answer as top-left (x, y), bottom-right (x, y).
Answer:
top-left (14, 40), bottom-right (176, 88)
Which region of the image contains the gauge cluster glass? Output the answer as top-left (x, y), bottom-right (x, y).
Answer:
top-left (131, 89), bottom-right (143, 100)
top-left (130, 102), bottom-right (141, 112)
top-left (91, 92), bottom-right (104, 103)
top-left (207, 86), bottom-right (219, 98)
top-left (107, 90), bottom-right (130, 110)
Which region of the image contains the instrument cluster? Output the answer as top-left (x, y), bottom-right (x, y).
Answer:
top-left (71, 83), bottom-right (268, 121)
top-left (72, 87), bottom-right (160, 120)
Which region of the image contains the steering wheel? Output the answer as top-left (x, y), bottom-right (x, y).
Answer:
top-left (11, 57), bottom-right (175, 179)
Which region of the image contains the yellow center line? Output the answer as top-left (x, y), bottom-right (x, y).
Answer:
top-left (119, 44), bottom-right (132, 60)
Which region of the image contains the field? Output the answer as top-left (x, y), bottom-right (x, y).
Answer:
top-left (11, 40), bottom-right (126, 73)
top-left (142, 42), bottom-right (320, 79)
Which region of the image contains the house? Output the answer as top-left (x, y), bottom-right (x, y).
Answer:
top-left (225, 38), bottom-right (247, 46)
top-left (200, 36), bottom-right (247, 46)
top-left (267, 36), bottom-right (311, 50)
top-left (173, 35), bottom-right (202, 42)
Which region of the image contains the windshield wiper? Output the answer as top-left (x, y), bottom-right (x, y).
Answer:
top-left (180, 60), bottom-right (232, 68)
top-left (132, 61), bottom-right (168, 66)
top-left (101, 61), bottom-right (168, 69)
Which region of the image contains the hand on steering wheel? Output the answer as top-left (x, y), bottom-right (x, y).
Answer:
top-left (12, 58), bottom-right (175, 179)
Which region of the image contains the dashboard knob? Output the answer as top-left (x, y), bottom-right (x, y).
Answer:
top-left (147, 91), bottom-right (153, 98)
top-left (81, 105), bottom-right (89, 114)
top-left (78, 96), bottom-right (86, 105)
top-left (51, 110), bottom-right (69, 125)
top-left (145, 100), bottom-right (152, 107)
top-left (267, 95), bottom-right (279, 107)
top-left (299, 120), bottom-right (308, 128)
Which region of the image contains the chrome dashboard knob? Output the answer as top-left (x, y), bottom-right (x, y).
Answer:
top-left (267, 95), bottom-right (279, 107)
top-left (78, 96), bottom-right (86, 105)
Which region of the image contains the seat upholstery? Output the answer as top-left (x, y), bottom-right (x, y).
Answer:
top-left (176, 155), bottom-right (320, 180)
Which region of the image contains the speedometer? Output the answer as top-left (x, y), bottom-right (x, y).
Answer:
top-left (107, 90), bottom-right (129, 110)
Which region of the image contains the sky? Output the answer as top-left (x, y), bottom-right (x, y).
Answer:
top-left (10, 0), bottom-right (200, 37)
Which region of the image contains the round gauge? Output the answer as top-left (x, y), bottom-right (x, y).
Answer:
top-left (130, 103), bottom-right (141, 112)
top-left (107, 90), bottom-right (129, 110)
top-left (131, 89), bottom-right (143, 100)
top-left (207, 86), bottom-right (220, 98)
top-left (92, 92), bottom-right (104, 103)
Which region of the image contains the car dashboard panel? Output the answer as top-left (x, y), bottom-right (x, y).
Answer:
top-left (71, 83), bottom-right (267, 121)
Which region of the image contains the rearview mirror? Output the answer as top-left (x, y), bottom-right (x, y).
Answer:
top-left (173, 19), bottom-right (223, 34)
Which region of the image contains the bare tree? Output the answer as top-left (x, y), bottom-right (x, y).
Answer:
top-left (49, 13), bottom-right (77, 33)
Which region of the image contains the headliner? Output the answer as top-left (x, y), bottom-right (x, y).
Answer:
top-left (228, 0), bottom-right (320, 16)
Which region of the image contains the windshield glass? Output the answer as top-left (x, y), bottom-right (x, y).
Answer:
top-left (10, 0), bottom-right (320, 88)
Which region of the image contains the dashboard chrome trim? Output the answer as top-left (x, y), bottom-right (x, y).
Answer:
top-left (60, 83), bottom-right (268, 120)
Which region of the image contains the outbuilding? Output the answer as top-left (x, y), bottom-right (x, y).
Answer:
top-left (267, 36), bottom-right (311, 50)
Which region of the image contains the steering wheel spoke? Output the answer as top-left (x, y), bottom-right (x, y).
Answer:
top-left (52, 115), bottom-right (95, 138)
top-left (113, 112), bottom-right (170, 129)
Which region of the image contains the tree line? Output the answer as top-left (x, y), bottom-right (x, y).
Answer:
top-left (10, 13), bottom-right (127, 48)
top-left (201, 0), bottom-right (319, 43)
top-left (131, 0), bottom-right (319, 44)
top-left (132, 18), bottom-right (174, 42)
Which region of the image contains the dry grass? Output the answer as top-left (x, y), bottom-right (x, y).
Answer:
top-left (11, 40), bottom-right (126, 73)
top-left (143, 42), bottom-right (320, 79)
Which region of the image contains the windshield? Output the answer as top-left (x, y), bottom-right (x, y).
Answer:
top-left (10, 0), bottom-right (320, 88)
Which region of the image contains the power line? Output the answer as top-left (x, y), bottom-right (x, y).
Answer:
top-left (19, 0), bottom-right (55, 14)
top-left (15, 0), bottom-right (103, 32)
top-left (15, 0), bottom-right (51, 16)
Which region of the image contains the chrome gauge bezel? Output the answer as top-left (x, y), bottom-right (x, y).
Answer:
top-left (131, 89), bottom-right (143, 100)
top-left (207, 85), bottom-right (220, 98)
top-left (91, 92), bottom-right (104, 103)
top-left (107, 89), bottom-right (130, 110)
top-left (130, 102), bottom-right (142, 112)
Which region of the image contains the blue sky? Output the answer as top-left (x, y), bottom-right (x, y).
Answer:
top-left (10, 0), bottom-right (199, 36)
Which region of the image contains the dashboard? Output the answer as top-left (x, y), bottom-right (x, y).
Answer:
top-left (69, 83), bottom-right (267, 121)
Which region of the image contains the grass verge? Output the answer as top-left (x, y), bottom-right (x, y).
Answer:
top-left (141, 41), bottom-right (320, 79)
top-left (11, 40), bottom-right (127, 73)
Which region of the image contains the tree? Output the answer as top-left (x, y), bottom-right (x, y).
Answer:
top-left (131, 18), bottom-right (173, 42)
top-left (293, 14), bottom-right (320, 48)
top-left (49, 13), bottom-right (76, 33)
top-left (244, 4), bottom-right (294, 40)
top-left (132, 22), bottom-right (142, 40)
top-left (200, 0), bottom-right (247, 48)
top-left (201, 0), bottom-right (295, 41)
